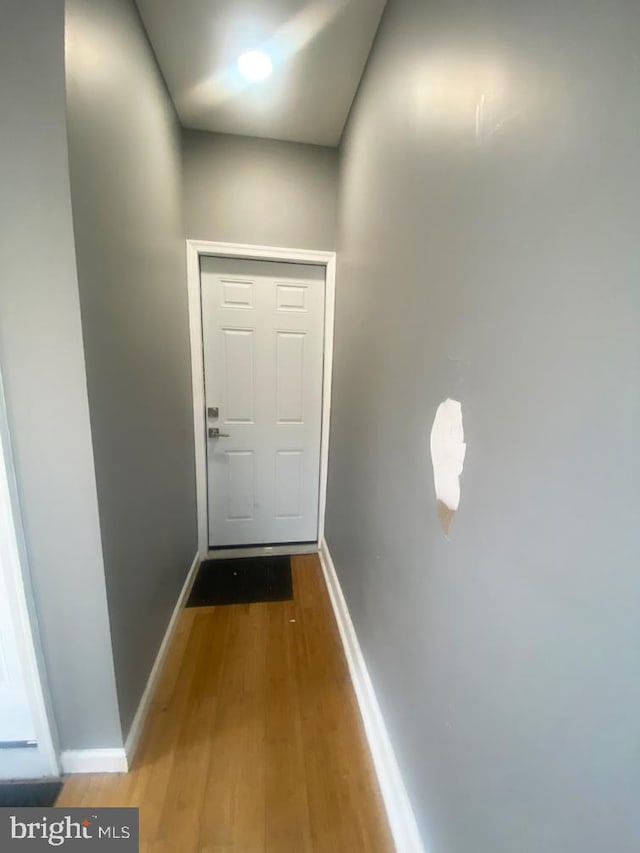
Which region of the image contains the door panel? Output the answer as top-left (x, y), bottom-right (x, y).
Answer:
top-left (276, 332), bottom-right (305, 423)
top-left (225, 451), bottom-right (255, 521)
top-left (221, 279), bottom-right (254, 308)
top-left (201, 257), bottom-right (325, 547)
top-left (222, 329), bottom-right (254, 423)
top-left (276, 283), bottom-right (308, 311)
top-left (275, 451), bottom-right (303, 519)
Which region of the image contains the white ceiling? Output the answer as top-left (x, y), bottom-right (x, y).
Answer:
top-left (136, 0), bottom-right (387, 147)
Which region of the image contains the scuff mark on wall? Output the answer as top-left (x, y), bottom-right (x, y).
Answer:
top-left (430, 399), bottom-right (466, 536)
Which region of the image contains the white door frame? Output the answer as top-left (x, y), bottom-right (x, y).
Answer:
top-left (186, 240), bottom-right (336, 559)
top-left (0, 369), bottom-right (59, 778)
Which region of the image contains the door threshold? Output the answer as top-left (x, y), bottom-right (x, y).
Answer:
top-left (206, 543), bottom-right (318, 560)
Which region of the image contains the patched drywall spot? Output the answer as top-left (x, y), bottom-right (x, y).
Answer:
top-left (430, 399), bottom-right (466, 537)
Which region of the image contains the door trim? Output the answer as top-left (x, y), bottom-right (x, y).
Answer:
top-left (186, 240), bottom-right (336, 559)
top-left (0, 369), bottom-right (59, 778)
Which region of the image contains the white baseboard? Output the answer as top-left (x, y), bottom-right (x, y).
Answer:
top-left (124, 551), bottom-right (200, 765)
top-left (318, 539), bottom-right (426, 853)
top-left (61, 749), bottom-right (127, 774)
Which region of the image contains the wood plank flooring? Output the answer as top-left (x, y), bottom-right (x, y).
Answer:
top-left (56, 554), bottom-right (393, 852)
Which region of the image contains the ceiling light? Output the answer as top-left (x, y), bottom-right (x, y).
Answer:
top-left (237, 50), bottom-right (273, 82)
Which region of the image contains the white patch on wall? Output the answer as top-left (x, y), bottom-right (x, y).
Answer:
top-left (430, 399), bottom-right (466, 536)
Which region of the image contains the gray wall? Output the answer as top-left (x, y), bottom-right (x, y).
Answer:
top-left (65, 0), bottom-right (196, 738)
top-left (0, 0), bottom-right (122, 749)
top-left (327, 0), bottom-right (640, 851)
top-left (182, 130), bottom-right (339, 249)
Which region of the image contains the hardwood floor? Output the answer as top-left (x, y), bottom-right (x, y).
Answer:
top-left (56, 554), bottom-right (393, 852)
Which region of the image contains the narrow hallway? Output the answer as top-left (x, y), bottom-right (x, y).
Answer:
top-left (56, 555), bottom-right (392, 852)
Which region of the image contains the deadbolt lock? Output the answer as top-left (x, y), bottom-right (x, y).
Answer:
top-left (207, 406), bottom-right (219, 419)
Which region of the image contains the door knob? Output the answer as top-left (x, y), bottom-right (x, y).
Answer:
top-left (208, 427), bottom-right (230, 439)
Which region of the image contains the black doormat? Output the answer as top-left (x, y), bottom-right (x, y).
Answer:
top-left (187, 556), bottom-right (293, 606)
top-left (0, 780), bottom-right (62, 807)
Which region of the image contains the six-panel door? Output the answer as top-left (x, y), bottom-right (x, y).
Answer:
top-left (200, 257), bottom-right (325, 547)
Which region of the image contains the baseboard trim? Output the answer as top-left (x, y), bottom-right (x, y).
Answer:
top-left (124, 551), bottom-right (200, 766)
top-left (318, 539), bottom-right (426, 853)
top-left (61, 749), bottom-right (127, 774)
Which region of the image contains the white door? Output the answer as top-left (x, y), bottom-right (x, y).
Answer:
top-left (0, 572), bottom-right (37, 747)
top-left (201, 257), bottom-right (325, 548)
top-left (0, 428), bottom-right (36, 749)
top-left (0, 374), bottom-right (56, 779)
